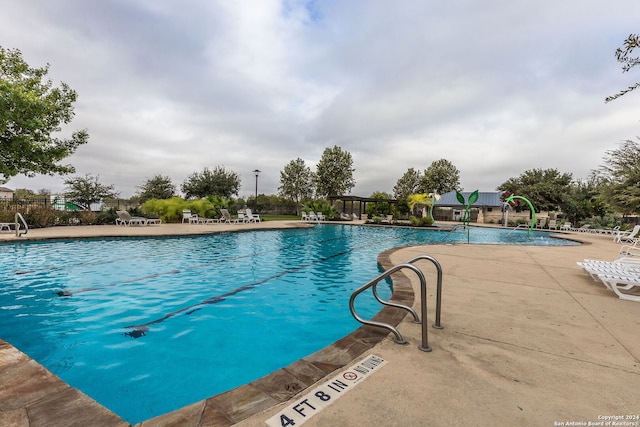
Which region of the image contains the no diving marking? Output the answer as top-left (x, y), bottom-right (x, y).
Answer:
top-left (266, 355), bottom-right (387, 427)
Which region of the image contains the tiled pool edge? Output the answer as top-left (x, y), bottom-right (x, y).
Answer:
top-left (0, 247), bottom-right (413, 427)
top-left (0, 340), bottom-right (128, 426)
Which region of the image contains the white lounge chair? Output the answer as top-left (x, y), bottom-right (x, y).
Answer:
top-left (116, 210), bottom-right (149, 226)
top-left (237, 211), bottom-right (251, 223)
top-left (220, 209), bottom-right (239, 223)
top-left (198, 216), bottom-right (219, 224)
top-left (245, 209), bottom-right (261, 222)
top-left (182, 209), bottom-right (199, 224)
top-left (301, 211), bottom-right (308, 221)
top-left (0, 222), bottom-right (18, 233)
top-left (548, 219), bottom-right (557, 230)
top-left (316, 212), bottom-right (325, 221)
top-left (577, 260), bottom-right (640, 283)
top-left (560, 222), bottom-right (572, 231)
top-left (614, 225), bottom-right (640, 243)
top-left (307, 212), bottom-right (319, 221)
top-left (595, 274), bottom-right (640, 302)
top-left (340, 212), bottom-right (352, 221)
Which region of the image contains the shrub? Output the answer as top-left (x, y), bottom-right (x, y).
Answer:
top-left (22, 207), bottom-right (58, 228)
top-left (421, 216), bottom-right (434, 226)
top-left (77, 211), bottom-right (98, 225)
top-left (96, 208), bottom-right (118, 225)
top-left (303, 200), bottom-right (337, 220)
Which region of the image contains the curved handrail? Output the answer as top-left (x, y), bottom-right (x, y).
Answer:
top-left (505, 223), bottom-right (528, 237)
top-left (349, 263), bottom-right (423, 346)
top-left (405, 254), bottom-right (444, 330)
top-left (15, 212), bottom-right (28, 237)
top-left (441, 224), bottom-right (470, 244)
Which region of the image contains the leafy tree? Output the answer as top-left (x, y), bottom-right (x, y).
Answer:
top-left (497, 168), bottom-right (572, 212)
top-left (0, 47), bottom-right (88, 184)
top-left (393, 168), bottom-right (422, 199)
top-left (605, 34), bottom-right (640, 103)
top-left (314, 146), bottom-right (355, 197)
top-left (366, 191), bottom-right (394, 217)
top-left (596, 139), bottom-right (640, 215)
top-left (563, 176), bottom-right (610, 226)
top-left (13, 188), bottom-right (35, 199)
top-left (64, 174), bottom-right (119, 210)
top-left (278, 158), bottom-right (315, 210)
top-left (420, 159), bottom-right (461, 195)
top-left (181, 166), bottom-right (240, 199)
top-left (137, 174), bottom-right (176, 202)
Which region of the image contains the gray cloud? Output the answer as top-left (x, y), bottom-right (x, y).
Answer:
top-left (2, 0), bottom-right (639, 199)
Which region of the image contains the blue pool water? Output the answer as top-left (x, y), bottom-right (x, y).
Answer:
top-left (0, 224), bottom-right (576, 422)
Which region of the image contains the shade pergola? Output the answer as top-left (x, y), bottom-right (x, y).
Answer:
top-left (327, 195), bottom-right (398, 217)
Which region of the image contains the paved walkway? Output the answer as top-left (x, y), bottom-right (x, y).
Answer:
top-left (1, 224), bottom-right (639, 426)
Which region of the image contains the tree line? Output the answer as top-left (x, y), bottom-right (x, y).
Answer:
top-left (2, 35), bottom-right (640, 227)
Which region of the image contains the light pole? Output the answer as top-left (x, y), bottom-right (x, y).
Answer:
top-left (253, 169), bottom-right (260, 211)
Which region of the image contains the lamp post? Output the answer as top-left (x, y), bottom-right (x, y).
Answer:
top-left (253, 169), bottom-right (260, 211)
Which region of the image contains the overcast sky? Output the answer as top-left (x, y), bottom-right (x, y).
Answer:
top-left (2, 1), bottom-right (639, 199)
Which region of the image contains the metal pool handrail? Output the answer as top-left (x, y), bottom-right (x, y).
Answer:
top-left (15, 212), bottom-right (28, 237)
top-left (505, 223), bottom-right (529, 237)
top-left (349, 258), bottom-right (441, 352)
top-left (405, 254), bottom-right (444, 330)
top-left (441, 224), bottom-right (470, 244)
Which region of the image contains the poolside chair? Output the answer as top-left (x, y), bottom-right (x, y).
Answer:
top-left (301, 211), bottom-right (308, 221)
top-left (0, 222), bottom-right (18, 233)
top-left (316, 212), bottom-right (326, 221)
top-left (602, 225), bottom-right (620, 235)
top-left (245, 209), bottom-right (261, 222)
top-left (548, 219), bottom-right (557, 230)
top-left (614, 225), bottom-right (640, 243)
top-left (198, 216), bottom-right (219, 224)
top-left (182, 209), bottom-right (199, 224)
top-left (220, 209), bottom-right (239, 223)
top-left (595, 274), bottom-right (640, 302)
top-left (237, 211), bottom-right (251, 223)
top-left (560, 222), bottom-right (572, 231)
top-left (577, 259), bottom-right (640, 283)
top-left (116, 210), bottom-right (148, 226)
top-left (537, 218), bottom-right (546, 229)
top-left (307, 212), bottom-right (319, 221)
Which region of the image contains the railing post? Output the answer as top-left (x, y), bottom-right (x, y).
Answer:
top-left (15, 212), bottom-right (28, 237)
top-left (406, 255), bottom-right (444, 329)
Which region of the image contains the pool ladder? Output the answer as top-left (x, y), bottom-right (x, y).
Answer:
top-left (15, 212), bottom-right (28, 237)
top-left (349, 255), bottom-right (443, 352)
top-left (440, 224), bottom-right (470, 243)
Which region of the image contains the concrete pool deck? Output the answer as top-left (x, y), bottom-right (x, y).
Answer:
top-left (1, 222), bottom-right (639, 426)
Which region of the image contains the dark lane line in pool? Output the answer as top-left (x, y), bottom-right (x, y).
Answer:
top-left (122, 229), bottom-right (421, 338)
top-left (54, 229), bottom-right (348, 297)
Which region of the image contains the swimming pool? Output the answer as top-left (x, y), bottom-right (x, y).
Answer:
top-left (0, 224), bottom-right (576, 423)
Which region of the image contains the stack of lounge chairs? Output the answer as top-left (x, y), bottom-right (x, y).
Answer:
top-left (576, 244), bottom-right (640, 302)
